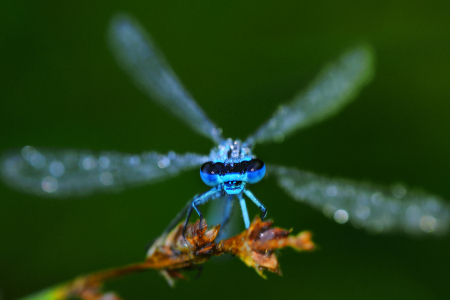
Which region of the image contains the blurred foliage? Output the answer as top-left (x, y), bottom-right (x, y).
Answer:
top-left (1, 0), bottom-right (450, 299)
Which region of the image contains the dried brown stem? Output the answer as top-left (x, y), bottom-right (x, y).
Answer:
top-left (29, 217), bottom-right (315, 300)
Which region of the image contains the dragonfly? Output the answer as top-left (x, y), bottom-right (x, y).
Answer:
top-left (1, 14), bottom-right (449, 238)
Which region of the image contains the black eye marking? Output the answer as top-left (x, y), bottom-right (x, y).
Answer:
top-left (201, 162), bottom-right (229, 175)
top-left (239, 161), bottom-right (249, 174)
top-left (223, 162), bottom-right (249, 174)
top-left (201, 162), bottom-right (218, 175)
top-left (247, 159), bottom-right (264, 172)
top-left (214, 162), bottom-right (226, 175)
top-left (202, 160), bottom-right (264, 176)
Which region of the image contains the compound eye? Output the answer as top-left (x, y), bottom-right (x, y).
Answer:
top-left (246, 159), bottom-right (265, 184)
top-left (201, 162), bottom-right (218, 175)
top-left (200, 162), bottom-right (221, 186)
top-left (247, 159), bottom-right (264, 172)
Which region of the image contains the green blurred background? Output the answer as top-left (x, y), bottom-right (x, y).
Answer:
top-left (1, 0), bottom-right (450, 299)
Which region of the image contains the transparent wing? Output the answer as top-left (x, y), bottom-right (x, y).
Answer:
top-left (108, 14), bottom-right (223, 144)
top-left (246, 46), bottom-right (374, 145)
top-left (1, 146), bottom-right (209, 198)
top-left (268, 164), bottom-right (450, 236)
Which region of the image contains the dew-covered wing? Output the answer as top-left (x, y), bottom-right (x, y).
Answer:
top-left (1, 146), bottom-right (209, 197)
top-left (108, 14), bottom-right (223, 144)
top-left (246, 46), bottom-right (374, 145)
top-left (268, 164), bottom-right (450, 236)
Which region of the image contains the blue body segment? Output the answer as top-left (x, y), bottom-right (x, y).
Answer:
top-left (247, 164), bottom-right (266, 184)
top-left (199, 171), bottom-right (220, 186)
top-left (238, 194), bottom-right (250, 228)
top-left (185, 139), bottom-right (267, 236)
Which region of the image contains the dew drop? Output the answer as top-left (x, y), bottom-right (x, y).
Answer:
top-left (167, 151), bottom-right (176, 160)
top-left (81, 156), bottom-right (97, 170)
top-left (125, 155), bottom-right (141, 166)
top-left (30, 152), bottom-right (45, 169)
top-left (355, 205), bottom-right (370, 220)
top-left (424, 199), bottom-right (441, 214)
top-left (98, 156), bottom-right (110, 169)
top-left (49, 161), bottom-right (65, 177)
top-left (420, 216), bottom-right (437, 233)
top-left (405, 205), bottom-right (422, 224)
top-left (371, 192), bottom-right (384, 206)
top-left (21, 146), bottom-right (36, 161)
top-left (211, 127), bottom-right (223, 137)
top-left (42, 176), bottom-right (58, 193)
top-left (158, 155), bottom-right (170, 168)
top-left (99, 172), bottom-right (114, 186)
top-left (326, 185), bottom-right (338, 197)
top-left (334, 210), bottom-right (349, 224)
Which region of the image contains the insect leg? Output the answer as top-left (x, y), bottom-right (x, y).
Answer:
top-left (243, 189), bottom-right (267, 219)
top-left (238, 193), bottom-right (250, 228)
top-left (183, 205), bottom-right (194, 238)
top-left (183, 186), bottom-right (221, 237)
